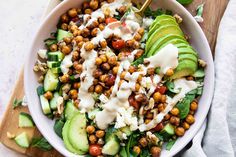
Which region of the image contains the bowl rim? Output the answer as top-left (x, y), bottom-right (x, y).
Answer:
top-left (24, 0), bottom-right (215, 156)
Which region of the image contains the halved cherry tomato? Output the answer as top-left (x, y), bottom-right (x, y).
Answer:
top-left (89, 144), bottom-right (102, 156)
top-left (152, 122), bottom-right (164, 132)
top-left (105, 17), bottom-right (118, 24)
top-left (155, 85), bottom-right (167, 94)
top-left (128, 95), bottom-right (139, 110)
top-left (112, 39), bottom-right (125, 50)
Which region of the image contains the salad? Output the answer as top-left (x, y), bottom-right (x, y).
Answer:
top-left (33, 0), bottom-right (206, 156)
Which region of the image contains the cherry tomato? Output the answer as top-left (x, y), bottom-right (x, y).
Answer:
top-left (105, 17), bottom-right (118, 24)
top-left (155, 85), bottom-right (167, 94)
top-left (112, 39), bottom-right (125, 50)
top-left (152, 122), bottom-right (164, 132)
top-left (106, 74), bottom-right (116, 86)
top-left (89, 144), bottom-right (102, 156)
top-left (128, 95), bottom-right (139, 110)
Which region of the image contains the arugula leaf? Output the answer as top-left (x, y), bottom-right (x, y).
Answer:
top-left (126, 132), bottom-right (141, 157)
top-left (144, 7), bottom-right (164, 18)
top-left (114, 14), bottom-right (122, 20)
top-left (120, 146), bottom-right (128, 157)
top-left (176, 98), bottom-right (191, 119)
top-left (166, 139), bottom-right (176, 150)
top-left (31, 137), bottom-right (53, 151)
top-left (13, 98), bottom-right (23, 109)
top-left (54, 119), bottom-right (65, 138)
top-left (140, 149), bottom-right (151, 157)
top-left (166, 81), bottom-right (180, 94)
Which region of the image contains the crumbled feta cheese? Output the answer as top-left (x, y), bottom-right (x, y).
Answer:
top-left (142, 17), bottom-right (154, 28)
top-left (37, 49), bottom-right (47, 59)
top-left (99, 94), bottom-right (109, 103)
top-left (21, 96), bottom-right (28, 106)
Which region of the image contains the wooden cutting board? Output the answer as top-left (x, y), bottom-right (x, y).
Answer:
top-left (0, 0), bottom-right (228, 156)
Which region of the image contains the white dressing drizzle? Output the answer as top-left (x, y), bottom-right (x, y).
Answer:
top-left (139, 78), bottom-right (198, 131)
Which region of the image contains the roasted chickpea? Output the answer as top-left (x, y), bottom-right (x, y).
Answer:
top-left (77, 8), bottom-right (82, 14)
top-left (61, 23), bottom-right (68, 30)
top-left (190, 101), bottom-right (198, 111)
top-left (83, 37), bottom-right (90, 42)
top-left (139, 137), bottom-right (148, 147)
top-left (44, 91), bottom-right (53, 100)
top-left (170, 116), bottom-right (180, 126)
top-left (135, 83), bottom-right (141, 92)
top-left (138, 28), bottom-right (145, 36)
top-left (166, 68), bottom-right (174, 76)
top-left (158, 103), bottom-right (165, 112)
top-left (60, 74), bottom-right (70, 83)
top-left (70, 25), bottom-right (78, 33)
top-left (93, 69), bottom-right (103, 78)
top-left (107, 0), bottom-right (114, 3)
top-left (95, 57), bottom-right (103, 65)
top-left (89, 135), bottom-right (97, 144)
top-left (134, 50), bottom-right (144, 59)
top-left (93, 79), bottom-right (99, 85)
top-left (95, 85), bottom-right (103, 94)
top-left (133, 146), bottom-right (141, 155)
top-left (182, 122), bottom-right (190, 130)
top-left (118, 6), bottom-right (126, 14)
top-left (101, 63), bottom-right (110, 71)
top-left (91, 28), bottom-right (98, 37)
top-left (99, 54), bottom-right (107, 62)
top-left (95, 130), bottom-right (105, 138)
top-left (120, 71), bottom-right (127, 79)
top-left (134, 33), bottom-right (142, 41)
top-left (98, 23), bottom-right (105, 31)
top-left (98, 17), bottom-right (104, 23)
top-left (78, 41), bottom-right (84, 48)
top-left (73, 82), bottom-right (81, 89)
top-left (99, 74), bottom-right (108, 82)
top-left (88, 85), bottom-right (95, 92)
top-left (75, 36), bottom-right (83, 43)
top-left (147, 67), bottom-right (155, 75)
top-left (86, 126), bottom-right (95, 134)
top-left (153, 92), bottom-right (162, 102)
top-left (161, 95), bottom-right (167, 103)
top-left (128, 66), bottom-right (136, 73)
top-left (82, 1), bottom-right (90, 9)
top-left (81, 28), bottom-right (90, 37)
top-left (108, 56), bottom-right (117, 66)
top-left (72, 51), bottom-right (79, 61)
top-left (146, 112), bottom-right (153, 119)
top-left (170, 108), bottom-right (179, 116)
top-left (151, 146), bottom-right (161, 157)
top-left (68, 8), bottom-right (77, 17)
top-left (164, 113), bottom-right (171, 120)
top-left (145, 119), bottom-right (151, 124)
top-left (186, 115), bottom-right (195, 124)
top-left (74, 64), bottom-right (83, 73)
top-left (100, 40), bottom-right (107, 48)
top-left (49, 44), bottom-right (58, 52)
top-left (84, 42), bottom-right (95, 51)
top-left (61, 45), bottom-right (71, 55)
top-left (63, 37), bottom-right (72, 44)
top-left (89, 0), bottom-right (99, 10)
top-left (126, 39), bottom-right (135, 47)
top-left (69, 89), bottom-right (78, 99)
top-left (61, 14), bottom-right (69, 23)
top-left (175, 127), bottom-right (185, 136)
top-left (112, 66), bottom-right (119, 75)
top-left (137, 74), bottom-right (143, 82)
top-left (187, 76), bottom-right (194, 80)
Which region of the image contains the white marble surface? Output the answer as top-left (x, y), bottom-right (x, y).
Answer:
top-left (0, 0), bottom-right (48, 156)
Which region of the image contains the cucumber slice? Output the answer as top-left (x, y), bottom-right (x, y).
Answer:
top-left (68, 113), bottom-right (89, 153)
top-left (64, 101), bottom-right (79, 120)
top-left (48, 51), bottom-right (64, 62)
top-left (44, 69), bottom-right (59, 92)
top-left (57, 29), bottom-right (73, 41)
top-left (102, 135), bottom-right (120, 155)
top-left (62, 120), bottom-right (85, 154)
top-left (36, 86), bottom-right (44, 96)
top-left (19, 112), bottom-right (35, 127)
top-left (51, 67), bottom-right (62, 74)
top-left (47, 61), bottom-right (61, 68)
top-left (39, 95), bottom-right (51, 114)
top-left (14, 132), bottom-right (30, 148)
top-left (120, 126), bottom-right (132, 136)
top-left (160, 123), bottom-right (175, 140)
top-left (49, 92), bottom-right (61, 110)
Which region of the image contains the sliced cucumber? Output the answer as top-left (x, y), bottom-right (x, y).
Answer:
top-left (102, 135), bottom-right (120, 155)
top-left (64, 101), bottom-right (79, 120)
top-left (47, 61), bottom-right (61, 68)
top-left (160, 123), bottom-right (175, 140)
top-left (57, 29), bottom-right (73, 41)
top-left (19, 112), bottom-right (35, 128)
top-left (50, 92), bottom-right (61, 110)
top-left (68, 113), bottom-right (89, 153)
top-left (51, 67), bottom-right (62, 74)
top-left (44, 69), bottom-right (59, 91)
top-left (36, 86), bottom-right (44, 96)
top-left (14, 132), bottom-right (30, 148)
top-left (39, 95), bottom-right (51, 114)
top-left (48, 51), bottom-right (64, 62)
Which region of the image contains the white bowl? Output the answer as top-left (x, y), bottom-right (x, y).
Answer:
top-left (24, 0), bottom-right (215, 156)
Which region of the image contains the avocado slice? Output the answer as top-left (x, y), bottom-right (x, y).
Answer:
top-left (146, 25), bottom-right (184, 52)
top-left (170, 59), bottom-right (198, 79)
top-left (148, 18), bottom-right (178, 37)
top-left (175, 43), bottom-right (193, 49)
top-left (150, 15), bottom-right (176, 29)
top-left (178, 47), bottom-right (198, 58)
top-left (178, 53), bottom-right (198, 63)
top-left (148, 37), bottom-right (188, 57)
top-left (62, 120), bottom-right (85, 154)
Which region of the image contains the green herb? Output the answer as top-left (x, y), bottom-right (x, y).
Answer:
top-left (176, 0), bottom-right (193, 5)
top-left (193, 68), bottom-right (205, 78)
top-left (144, 7), bottom-right (164, 18)
top-left (36, 86), bottom-right (44, 96)
top-left (44, 38), bottom-right (57, 48)
top-left (166, 81), bottom-right (181, 94)
top-left (166, 139), bottom-right (176, 150)
top-left (114, 14), bottom-right (122, 20)
top-left (54, 119), bottom-right (65, 138)
top-left (31, 137), bottom-right (53, 151)
top-left (140, 149), bottom-right (151, 157)
top-left (13, 98), bottom-right (23, 109)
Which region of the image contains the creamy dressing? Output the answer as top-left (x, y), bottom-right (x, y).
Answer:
top-left (60, 53), bottom-right (73, 74)
top-left (139, 78), bottom-right (198, 131)
top-left (77, 46), bottom-right (98, 112)
top-left (142, 17), bottom-right (154, 29)
top-left (144, 44), bottom-right (179, 74)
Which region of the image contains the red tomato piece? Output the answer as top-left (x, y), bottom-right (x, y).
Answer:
top-left (89, 144), bottom-right (102, 156)
top-left (128, 95), bottom-right (139, 110)
top-left (105, 17), bottom-right (118, 24)
top-left (152, 122), bottom-right (164, 132)
top-left (112, 39), bottom-right (125, 50)
top-left (155, 85), bottom-right (167, 94)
